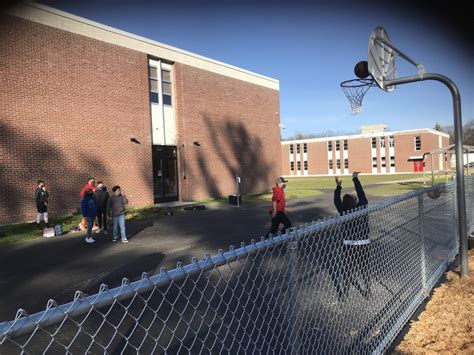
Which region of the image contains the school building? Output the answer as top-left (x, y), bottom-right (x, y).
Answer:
top-left (281, 125), bottom-right (450, 176)
top-left (0, 2), bottom-right (281, 224)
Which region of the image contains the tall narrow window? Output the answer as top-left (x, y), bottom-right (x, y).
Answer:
top-left (329, 160), bottom-right (333, 169)
top-left (372, 157), bottom-right (377, 168)
top-left (344, 159), bottom-right (349, 169)
top-left (389, 136), bottom-right (395, 147)
top-left (304, 161), bottom-right (308, 170)
top-left (290, 161), bottom-right (294, 171)
top-left (149, 65), bottom-right (159, 103)
top-left (161, 69), bottom-right (172, 105)
top-left (381, 156), bottom-right (386, 167)
top-left (344, 140), bottom-right (348, 150)
top-left (289, 145), bottom-right (294, 154)
top-left (380, 137), bottom-right (385, 148)
top-left (372, 137), bottom-right (377, 148)
top-left (336, 141), bottom-right (340, 151)
top-left (303, 143), bottom-right (308, 153)
top-left (390, 156), bottom-right (395, 167)
top-left (296, 144), bottom-right (301, 154)
top-left (336, 159), bottom-right (341, 169)
top-left (328, 141), bottom-right (332, 151)
top-left (415, 136), bottom-right (421, 151)
top-left (297, 161), bottom-right (301, 171)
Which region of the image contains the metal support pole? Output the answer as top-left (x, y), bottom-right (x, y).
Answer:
top-left (235, 174), bottom-right (240, 207)
top-left (288, 234), bottom-right (300, 354)
top-left (418, 195), bottom-right (427, 290)
top-left (385, 73), bottom-right (468, 276)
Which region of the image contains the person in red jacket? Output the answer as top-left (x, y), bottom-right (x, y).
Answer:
top-left (80, 177), bottom-right (97, 199)
top-left (267, 177), bottom-right (292, 236)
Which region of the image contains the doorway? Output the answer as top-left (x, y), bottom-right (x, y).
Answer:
top-left (152, 146), bottom-right (179, 203)
top-left (413, 160), bottom-right (423, 172)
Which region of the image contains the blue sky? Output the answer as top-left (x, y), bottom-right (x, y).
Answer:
top-left (40, 0), bottom-right (472, 139)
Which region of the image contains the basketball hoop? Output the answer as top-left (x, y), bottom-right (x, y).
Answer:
top-left (340, 78), bottom-right (376, 115)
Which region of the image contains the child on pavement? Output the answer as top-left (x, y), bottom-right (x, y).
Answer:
top-left (34, 180), bottom-right (49, 230)
top-left (81, 189), bottom-right (98, 244)
top-left (95, 181), bottom-right (109, 235)
top-left (107, 186), bottom-right (129, 243)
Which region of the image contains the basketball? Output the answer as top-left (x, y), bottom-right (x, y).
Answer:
top-left (354, 60), bottom-right (369, 79)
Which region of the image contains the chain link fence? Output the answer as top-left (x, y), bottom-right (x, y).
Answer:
top-left (1, 179), bottom-right (473, 354)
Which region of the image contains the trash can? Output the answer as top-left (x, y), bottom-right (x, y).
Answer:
top-left (228, 195), bottom-right (241, 206)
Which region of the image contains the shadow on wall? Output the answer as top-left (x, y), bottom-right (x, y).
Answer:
top-left (0, 121), bottom-right (108, 224)
top-left (191, 114), bottom-right (274, 199)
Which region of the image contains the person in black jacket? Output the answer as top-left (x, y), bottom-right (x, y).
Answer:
top-left (95, 181), bottom-right (109, 235)
top-left (333, 171), bottom-right (371, 300)
top-left (34, 180), bottom-right (49, 230)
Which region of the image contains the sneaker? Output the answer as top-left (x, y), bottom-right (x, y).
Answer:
top-left (121, 238), bottom-right (129, 243)
top-left (103, 230), bottom-right (108, 235)
top-left (95, 228), bottom-right (102, 234)
top-left (112, 237), bottom-right (118, 242)
top-left (85, 237), bottom-right (96, 244)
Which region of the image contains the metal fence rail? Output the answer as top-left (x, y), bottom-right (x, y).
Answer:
top-left (1, 179), bottom-right (472, 354)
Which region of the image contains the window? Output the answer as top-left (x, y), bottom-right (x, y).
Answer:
top-left (149, 65), bottom-right (159, 103)
top-left (304, 161), bottom-right (308, 170)
top-left (380, 137), bottom-right (385, 148)
top-left (336, 159), bottom-right (341, 169)
top-left (328, 141), bottom-right (332, 151)
top-left (290, 161), bottom-right (294, 171)
top-left (329, 160), bottom-right (333, 169)
top-left (372, 137), bottom-right (377, 148)
top-left (336, 141), bottom-right (340, 151)
top-left (372, 157), bottom-right (377, 168)
top-left (303, 143), bottom-right (308, 153)
top-left (297, 161), bottom-right (301, 170)
top-left (344, 140), bottom-right (348, 150)
top-left (344, 159), bottom-right (349, 169)
top-left (162, 69), bottom-right (172, 105)
top-left (389, 136), bottom-right (395, 147)
top-left (297, 144), bottom-right (301, 154)
top-left (381, 156), bottom-right (386, 167)
top-left (289, 145), bottom-right (294, 154)
top-left (415, 136), bottom-right (421, 151)
top-left (390, 156), bottom-right (395, 167)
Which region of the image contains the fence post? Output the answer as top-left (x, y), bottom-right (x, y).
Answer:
top-left (417, 194), bottom-right (427, 291)
top-left (288, 231), bottom-right (300, 354)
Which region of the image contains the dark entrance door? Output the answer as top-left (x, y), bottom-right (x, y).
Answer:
top-left (152, 146), bottom-right (179, 203)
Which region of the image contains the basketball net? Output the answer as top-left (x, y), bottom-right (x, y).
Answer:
top-left (340, 79), bottom-right (376, 115)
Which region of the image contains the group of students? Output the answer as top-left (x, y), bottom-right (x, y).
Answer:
top-left (268, 172), bottom-right (371, 300)
top-left (80, 178), bottom-right (129, 244)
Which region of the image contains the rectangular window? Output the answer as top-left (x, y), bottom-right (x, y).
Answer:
top-left (303, 143), bottom-right (307, 153)
top-left (381, 156), bottom-right (386, 167)
top-left (336, 159), bottom-right (341, 169)
top-left (329, 160), bottom-right (333, 169)
top-left (344, 158), bottom-right (349, 169)
top-left (336, 141), bottom-right (340, 151)
top-left (162, 69), bottom-right (172, 106)
top-left (372, 157), bottom-right (377, 168)
top-left (389, 136), bottom-right (395, 147)
top-left (304, 161), bottom-right (308, 170)
top-left (297, 161), bottom-right (301, 171)
top-left (149, 65), bottom-right (159, 103)
top-left (380, 137), bottom-right (385, 148)
top-left (415, 136), bottom-right (421, 151)
top-left (390, 156), bottom-right (395, 167)
top-left (328, 141), bottom-right (332, 151)
top-left (296, 144), bottom-right (301, 154)
top-left (290, 161), bottom-right (294, 171)
top-left (372, 137), bottom-right (377, 148)
top-left (289, 145), bottom-right (294, 154)
top-left (344, 140), bottom-right (348, 150)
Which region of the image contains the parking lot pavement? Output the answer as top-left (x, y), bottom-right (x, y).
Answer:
top-left (0, 190), bottom-right (386, 322)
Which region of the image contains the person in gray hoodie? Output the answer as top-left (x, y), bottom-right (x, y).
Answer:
top-left (107, 185), bottom-right (129, 243)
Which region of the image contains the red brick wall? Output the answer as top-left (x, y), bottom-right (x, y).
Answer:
top-left (172, 63), bottom-right (281, 201)
top-left (0, 15), bottom-right (152, 224)
top-left (308, 142), bottom-right (328, 175)
top-left (348, 138), bottom-right (372, 173)
top-left (281, 145), bottom-right (290, 175)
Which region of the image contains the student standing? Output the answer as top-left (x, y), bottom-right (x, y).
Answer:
top-left (34, 180), bottom-right (49, 230)
top-left (107, 186), bottom-right (129, 243)
top-left (95, 181), bottom-right (109, 235)
top-left (81, 189), bottom-right (98, 244)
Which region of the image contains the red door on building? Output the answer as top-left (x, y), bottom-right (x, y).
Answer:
top-left (413, 160), bottom-right (423, 172)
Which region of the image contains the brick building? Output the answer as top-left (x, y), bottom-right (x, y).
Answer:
top-left (281, 126), bottom-right (450, 176)
top-left (0, 3), bottom-right (281, 224)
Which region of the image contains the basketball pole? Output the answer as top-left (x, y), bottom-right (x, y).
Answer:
top-left (384, 73), bottom-right (468, 277)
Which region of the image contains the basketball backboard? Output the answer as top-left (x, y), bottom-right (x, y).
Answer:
top-left (368, 27), bottom-right (397, 91)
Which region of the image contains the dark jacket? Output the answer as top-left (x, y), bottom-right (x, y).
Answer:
top-left (334, 177), bottom-right (370, 242)
top-left (35, 188), bottom-right (49, 210)
top-left (81, 195), bottom-right (98, 217)
top-left (95, 187), bottom-right (109, 210)
top-left (107, 194), bottom-right (128, 217)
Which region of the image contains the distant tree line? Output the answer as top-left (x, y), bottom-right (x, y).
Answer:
top-left (433, 119), bottom-right (474, 145)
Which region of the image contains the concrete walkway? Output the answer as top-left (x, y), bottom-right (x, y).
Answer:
top-left (0, 190), bottom-right (387, 322)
